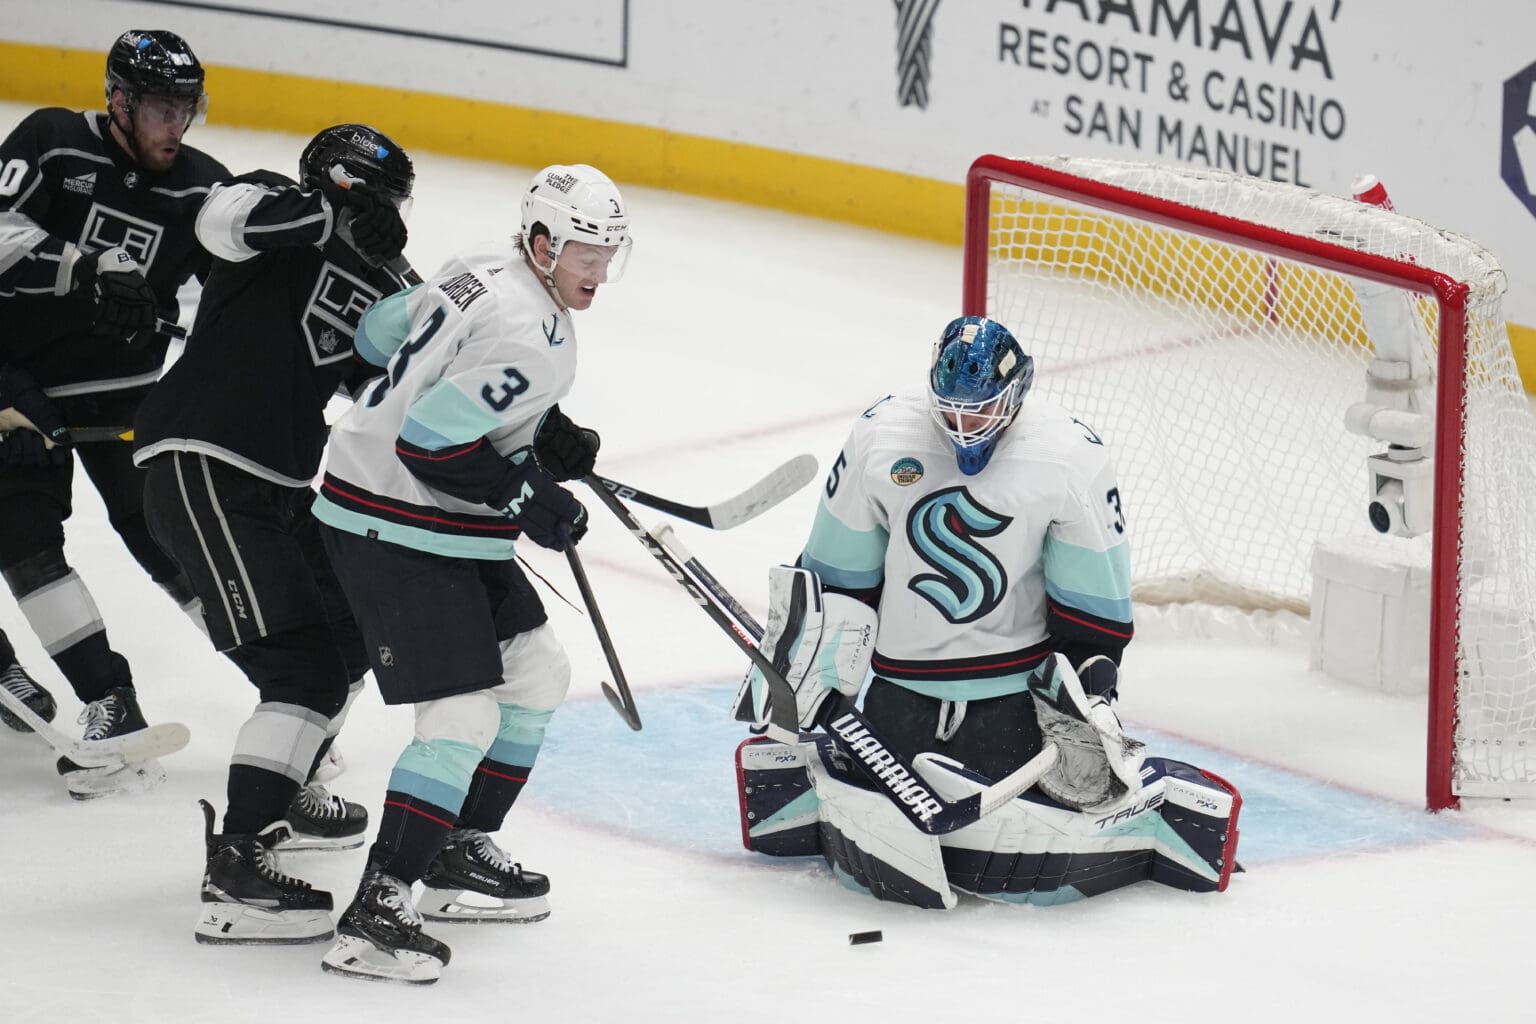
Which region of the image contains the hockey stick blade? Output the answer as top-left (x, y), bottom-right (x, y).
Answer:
top-left (593, 453), bottom-right (818, 530)
top-left (563, 539), bottom-right (642, 730)
top-left (600, 682), bottom-right (640, 730)
top-left (584, 481), bottom-right (1034, 834)
top-left (0, 686), bottom-right (190, 767)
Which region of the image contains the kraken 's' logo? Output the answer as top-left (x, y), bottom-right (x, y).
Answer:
top-left (905, 487), bottom-right (1011, 623)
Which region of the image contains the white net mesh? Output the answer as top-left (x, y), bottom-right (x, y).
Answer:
top-left (970, 155), bottom-right (1536, 801)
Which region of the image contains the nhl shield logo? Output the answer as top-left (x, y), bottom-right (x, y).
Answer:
top-left (890, 457), bottom-right (924, 485)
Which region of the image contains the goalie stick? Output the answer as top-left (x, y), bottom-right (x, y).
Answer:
top-left (593, 454), bottom-right (818, 530)
top-left (0, 686), bottom-right (191, 769)
top-left (581, 477), bottom-right (1058, 835)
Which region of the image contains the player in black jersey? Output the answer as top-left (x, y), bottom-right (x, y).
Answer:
top-left (0, 30), bottom-right (230, 798)
top-left (134, 123), bottom-right (415, 945)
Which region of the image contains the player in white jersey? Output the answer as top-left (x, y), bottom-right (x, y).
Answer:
top-left (734, 317), bottom-right (1241, 908)
top-left (312, 164), bottom-right (628, 983)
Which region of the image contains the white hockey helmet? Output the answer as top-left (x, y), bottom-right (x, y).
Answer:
top-left (520, 163), bottom-right (632, 281)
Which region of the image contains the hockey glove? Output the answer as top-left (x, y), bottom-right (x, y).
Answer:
top-left (533, 404), bottom-right (601, 481)
top-left (326, 179), bottom-right (408, 266)
top-left (70, 247), bottom-right (158, 349)
top-left (494, 447), bottom-right (588, 551)
top-left (0, 365), bottom-right (71, 467)
top-left (1026, 654), bottom-right (1145, 810)
top-left (736, 566), bottom-right (876, 731)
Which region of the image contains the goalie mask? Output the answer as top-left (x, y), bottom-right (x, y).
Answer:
top-left (929, 316), bottom-right (1034, 475)
top-left (520, 164), bottom-right (632, 283)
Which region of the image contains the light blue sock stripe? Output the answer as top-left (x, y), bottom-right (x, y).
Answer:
top-left (486, 704), bottom-right (555, 767)
top-left (387, 737), bottom-right (485, 810)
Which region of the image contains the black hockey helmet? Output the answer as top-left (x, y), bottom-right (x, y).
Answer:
top-left (299, 124), bottom-right (415, 204)
top-left (105, 30), bottom-right (207, 106)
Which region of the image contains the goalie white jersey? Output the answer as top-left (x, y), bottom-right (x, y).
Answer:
top-left (313, 242), bottom-right (576, 560)
top-left (801, 390), bottom-right (1132, 700)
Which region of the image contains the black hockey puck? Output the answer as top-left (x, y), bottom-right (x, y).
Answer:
top-left (848, 930), bottom-right (883, 945)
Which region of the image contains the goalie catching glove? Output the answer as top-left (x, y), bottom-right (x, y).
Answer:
top-left (1025, 654), bottom-right (1145, 810)
top-left (735, 566), bottom-right (876, 731)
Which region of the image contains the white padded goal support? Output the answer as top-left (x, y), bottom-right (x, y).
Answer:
top-left (963, 154), bottom-right (1536, 810)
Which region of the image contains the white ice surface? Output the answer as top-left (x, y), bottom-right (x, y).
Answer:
top-left (1, 107), bottom-right (1533, 1023)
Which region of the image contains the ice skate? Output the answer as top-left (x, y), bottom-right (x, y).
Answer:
top-left (0, 661), bottom-right (57, 733)
top-left (195, 799), bottom-right (335, 945)
top-left (322, 870), bottom-right (451, 985)
top-left (275, 782), bottom-right (368, 852)
top-left (55, 686), bottom-right (166, 799)
top-left (420, 828), bottom-right (551, 923)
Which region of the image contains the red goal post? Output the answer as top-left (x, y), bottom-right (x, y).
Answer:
top-left (962, 154), bottom-right (1535, 810)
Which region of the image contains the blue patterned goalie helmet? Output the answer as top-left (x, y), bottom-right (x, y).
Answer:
top-left (928, 315), bottom-right (1034, 475)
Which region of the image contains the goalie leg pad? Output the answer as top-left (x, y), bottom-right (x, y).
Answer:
top-left (913, 752), bottom-right (1240, 904)
top-left (1145, 757), bottom-right (1242, 893)
top-left (806, 743), bottom-right (956, 910)
top-left (735, 736), bottom-right (822, 857)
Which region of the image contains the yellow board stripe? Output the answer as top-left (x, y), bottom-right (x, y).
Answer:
top-left (0, 39), bottom-right (963, 242)
top-left (2, 39), bottom-right (1531, 389)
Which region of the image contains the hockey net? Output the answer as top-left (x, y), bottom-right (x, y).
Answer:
top-left (963, 154), bottom-right (1536, 809)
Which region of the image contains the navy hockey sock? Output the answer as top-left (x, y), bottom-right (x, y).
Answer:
top-left (368, 791), bottom-right (459, 884)
top-left (455, 756), bottom-right (531, 834)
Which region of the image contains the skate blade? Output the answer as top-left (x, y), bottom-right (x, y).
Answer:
top-left (419, 888), bottom-right (551, 924)
top-left (321, 934), bottom-right (444, 984)
top-left (66, 760), bottom-right (166, 800)
top-left (273, 832), bottom-right (366, 853)
top-left (195, 903), bottom-right (335, 945)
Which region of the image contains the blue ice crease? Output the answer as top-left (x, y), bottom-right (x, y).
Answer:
top-left (530, 682), bottom-right (1474, 865)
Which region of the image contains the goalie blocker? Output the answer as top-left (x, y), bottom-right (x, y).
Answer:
top-left (735, 655), bottom-right (1241, 909)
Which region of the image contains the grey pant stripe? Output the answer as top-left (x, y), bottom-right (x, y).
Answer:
top-left (171, 452), bottom-right (269, 643)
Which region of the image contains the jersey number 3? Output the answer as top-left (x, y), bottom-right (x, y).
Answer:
top-left (367, 306), bottom-right (446, 407)
top-left (481, 369), bottom-right (529, 412)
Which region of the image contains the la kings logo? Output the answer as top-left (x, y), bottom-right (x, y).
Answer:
top-left (79, 203), bottom-right (162, 268)
top-left (304, 263), bottom-right (382, 366)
